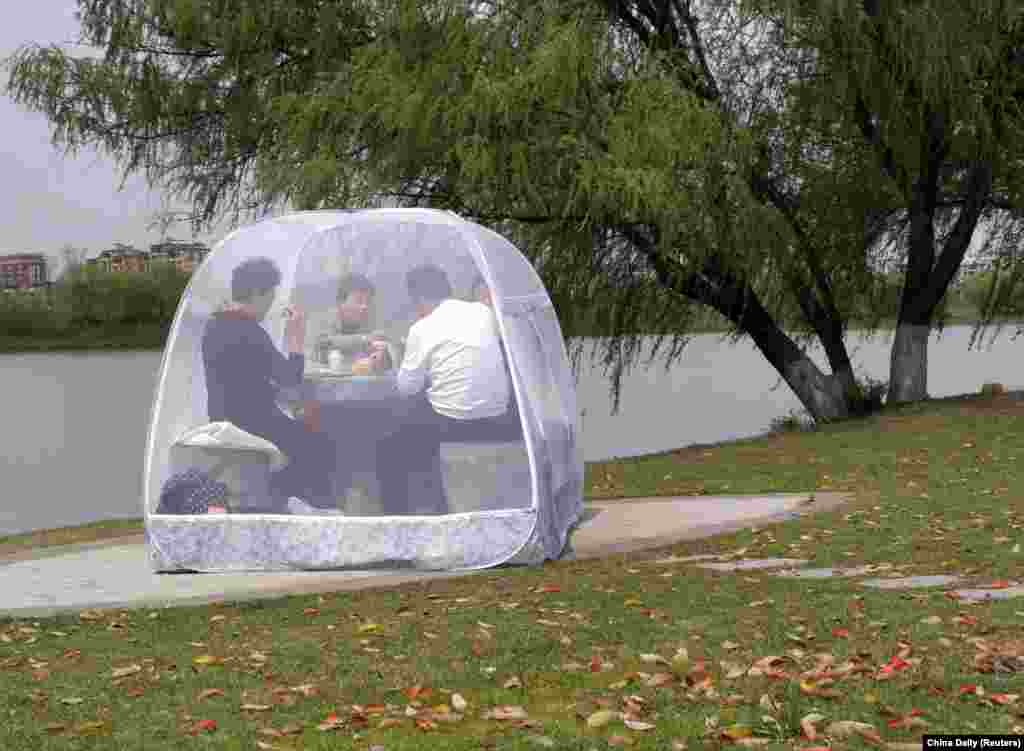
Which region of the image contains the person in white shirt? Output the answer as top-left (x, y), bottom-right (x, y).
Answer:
top-left (396, 266), bottom-right (509, 418)
top-left (378, 264), bottom-right (511, 513)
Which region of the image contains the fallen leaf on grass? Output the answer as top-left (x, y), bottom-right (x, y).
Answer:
top-left (721, 661), bottom-right (747, 679)
top-left (886, 708), bottom-right (928, 730)
top-left (748, 655), bottom-right (791, 678)
top-left (483, 705), bottom-right (529, 720)
top-left (111, 664), bottom-right (142, 679)
top-left (504, 676), bottom-right (523, 689)
top-left (800, 713), bottom-right (826, 741)
top-left (987, 693), bottom-right (1020, 705)
top-left (60, 697), bottom-right (84, 705)
top-left (624, 719), bottom-right (655, 731)
top-left (720, 724), bottom-right (756, 741)
top-left (404, 685), bottom-right (431, 701)
top-left (241, 703), bottom-right (272, 712)
top-left (198, 688), bottom-right (225, 700)
top-left (800, 679), bottom-right (843, 699)
top-left (535, 584), bottom-right (561, 594)
top-left (877, 655), bottom-right (912, 678)
top-left (451, 693), bottom-right (467, 712)
top-left (187, 719), bottom-right (217, 735)
top-left (587, 709), bottom-right (620, 728)
top-left (826, 721), bottom-right (882, 744)
top-left (317, 712), bottom-right (346, 731)
top-left (72, 721), bottom-right (107, 735)
top-left (639, 653), bottom-right (669, 665)
top-left (645, 672), bottom-right (677, 687)
top-left (192, 655), bottom-right (221, 666)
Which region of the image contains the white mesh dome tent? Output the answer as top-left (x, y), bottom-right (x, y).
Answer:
top-left (144, 209), bottom-right (583, 572)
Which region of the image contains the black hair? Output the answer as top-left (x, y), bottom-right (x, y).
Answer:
top-left (337, 272), bottom-right (375, 302)
top-left (231, 257), bottom-right (281, 302)
top-left (406, 264), bottom-right (452, 304)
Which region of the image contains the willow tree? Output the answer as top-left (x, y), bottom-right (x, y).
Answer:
top-left (7, 0), bottom-right (1022, 416)
top-left (746, 0), bottom-right (1024, 402)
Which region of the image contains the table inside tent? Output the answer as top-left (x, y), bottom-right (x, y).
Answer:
top-left (277, 369), bottom-right (530, 516)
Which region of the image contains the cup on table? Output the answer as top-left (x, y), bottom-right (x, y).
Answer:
top-left (328, 349), bottom-right (343, 371)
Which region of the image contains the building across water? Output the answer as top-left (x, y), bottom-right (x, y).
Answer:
top-left (0, 253), bottom-right (47, 291)
top-left (87, 241), bottom-right (210, 275)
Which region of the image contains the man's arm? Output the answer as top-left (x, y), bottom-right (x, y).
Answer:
top-left (396, 325), bottom-right (429, 396)
top-left (255, 327), bottom-right (304, 387)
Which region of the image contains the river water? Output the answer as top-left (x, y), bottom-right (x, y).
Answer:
top-left (1, 325), bottom-right (1018, 535)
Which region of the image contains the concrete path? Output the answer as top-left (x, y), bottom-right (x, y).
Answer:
top-left (0, 493), bottom-right (846, 618)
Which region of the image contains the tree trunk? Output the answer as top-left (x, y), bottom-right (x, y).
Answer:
top-left (636, 238), bottom-right (853, 422)
top-left (887, 322), bottom-right (929, 403)
top-left (741, 299), bottom-right (851, 422)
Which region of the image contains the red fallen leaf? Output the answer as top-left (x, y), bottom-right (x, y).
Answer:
top-left (832, 627), bottom-right (851, 638)
top-left (687, 671), bottom-right (714, 691)
top-left (188, 719), bottom-right (217, 735)
top-left (988, 693), bottom-right (1020, 705)
top-left (404, 685), bottom-right (431, 701)
top-left (928, 686), bottom-right (946, 696)
top-left (536, 584), bottom-right (561, 594)
top-left (988, 580), bottom-right (1012, 589)
top-left (415, 718), bottom-right (439, 731)
top-left (317, 712), bottom-right (346, 731)
top-left (590, 655), bottom-right (602, 673)
top-left (952, 614), bottom-right (978, 626)
top-left (958, 683), bottom-right (979, 696)
top-left (877, 656), bottom-right (911, 676)
top-left (945, 591), bottom-right (962, 601)
top-left (303, 608), bottom-right (320, 615)
top-left (886, 709), bottom-right (928, 729)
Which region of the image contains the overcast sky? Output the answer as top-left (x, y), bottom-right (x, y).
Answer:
top-left (0, 2), bottom-right (226, 269)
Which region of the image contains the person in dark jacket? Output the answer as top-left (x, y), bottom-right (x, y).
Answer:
top-left (201, 257), bottom-right (337, 512)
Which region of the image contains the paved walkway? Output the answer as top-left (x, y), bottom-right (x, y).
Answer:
top-left (0, 493), bottom-right (847, 618)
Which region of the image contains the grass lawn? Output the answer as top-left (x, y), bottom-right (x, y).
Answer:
top-left (2, 393), bottom-right (1023, 749)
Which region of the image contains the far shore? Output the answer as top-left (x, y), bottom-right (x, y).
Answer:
top-left (0, 316), bottom-right (1019, 355)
